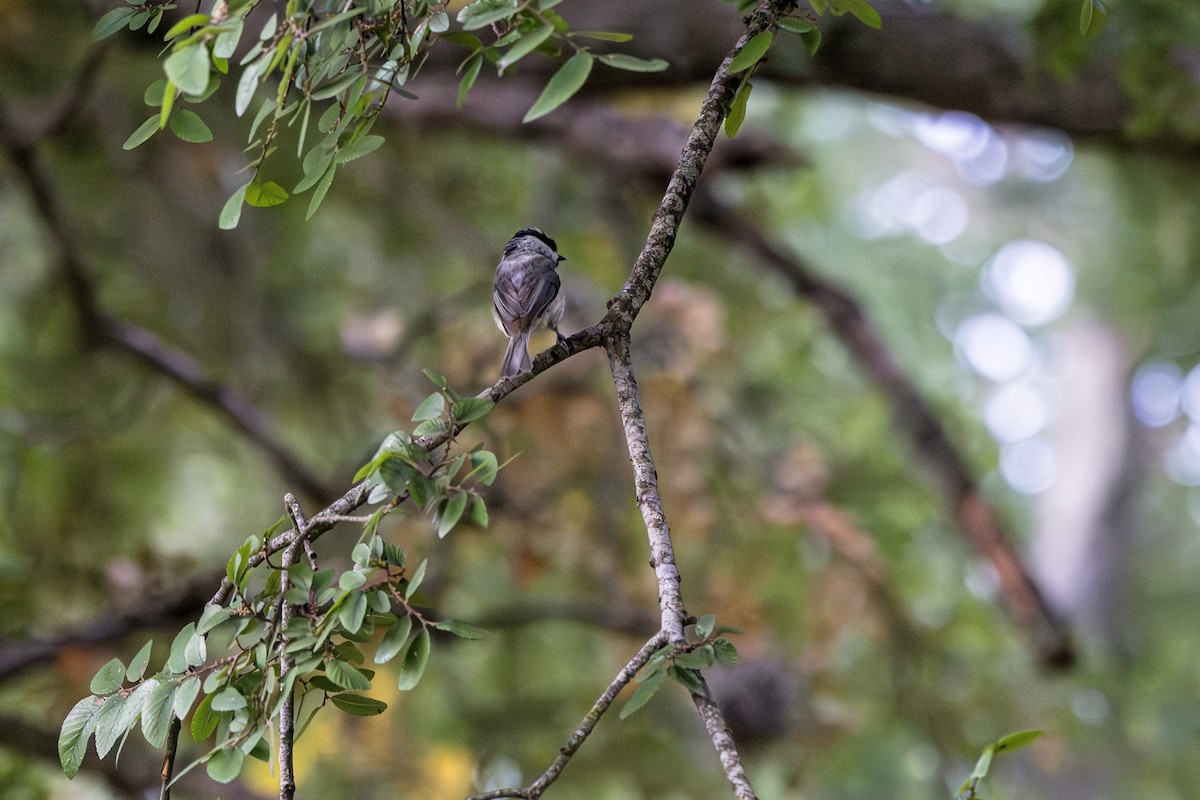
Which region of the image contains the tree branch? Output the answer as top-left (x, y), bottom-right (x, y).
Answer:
top-left (0, 98), bottom-right (337, 505)
top-left (465, 631), bottom-right (669, 800)
top-left (694, 201), bottom-right (1074, 668)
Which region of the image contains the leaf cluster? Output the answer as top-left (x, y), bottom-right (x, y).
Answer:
top-left (619, 614), bottom-right (741, 719)
top-left (59, 371), bottom-right (498, 784)
top-left (94, 0), bottom-right (669, 228)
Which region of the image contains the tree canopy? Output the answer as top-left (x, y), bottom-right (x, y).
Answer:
top-left (2, 0), bottom-right (1200, 798)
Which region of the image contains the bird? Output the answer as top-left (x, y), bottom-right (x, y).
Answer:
top-left (492, 227), bottom-right (566, 378)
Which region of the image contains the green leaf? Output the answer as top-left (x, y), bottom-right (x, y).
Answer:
top-left (295, 145), bottom-right (335, 193)
top-left (596, 53), bottom-right (669, 73)
top-left (375, 616), bottom-right (414, 664)
top-left (169, 109), bottom-right (213, 142)
top-left (728, 30), bottom-right (772, 74)
top-left (1079, 0), bottom-right (1108, 37)
top-left (452, 396), bottom-right (494, 423)
top-left (437, 491), bottom-right (468, 538)
top-left (397, 628), bottom-right (430, 690)
top-left (713, 637), bottom-right (740, 666)
top-left (670, 665), bottom-right (705, 693)
top-left (59, 696), bottom-right (102, 777)
top-left (457, 54), bottom-right (483, 108)
top-left (674, 645), bottom-right (715, 670)
top-left (412, 392), bottom-right (446, 422)
top-left (405, 559), bottom-right (427, 600)
top-left (470, 495), bottom-right (489, 527)
top-left (339, 591), bottom-right (368, 634)
top-left (408, 473), bottom-right (437, 508)
top-left (183, 74), bottom-right (220, 102)
top-left (206, 746), bottom-right (245, 783)
top-left (184, 631), bottom-right (207, 667)
top-left (196, 606), bottom-right (230, 635)
top-left (218, 181), bottom-right (250, 230)
top-left (210, 687), bottom-right (247, 712)
top-left (413, 418), bottom-right (448, 437)
top-left (969, 744), bottom-right (995, 782)
top-left (498, 22), bottom-right (555, 74)
top-left (339, 571), bottom-right (367, 591)
top-left (245, 180), bottom-right (290, 207)
top-left (144, 79), bottom-right (167, 107)
top-left (123, 115), bottom-right (161, 150)
top-left (457, 0), bottom-right (520, 31)
top-left (162, 12), bottom-right (210, 41)
top-left (164, 44), bottom-right (211, 97)
top-left (235, 56), bottom-right (264, 117)
top-left (326, 659), bottom-right (372, 691)
top-left (90, 658), bottom-right (126, 695)
top-left (571, 30), bottom-right (633, 42)
top-left (620, 669), bottom-right (665, 719)
top-left (92, 6), bottom-right (136, 41)
top-left (523, 52), bottom-right (593, 123)
top-left (337, 134), bottom-right (386, 164)
top-left (305, 162), bottom-right (336, 220)
top-left (213, 20), bottom-right (244, 58)
top-left (995, 729), bottom-right (1044, 752)
top-left (126, 640), bottom-right (154, 682)
top-left (835, 0), bottom-right (882, 29)
top-left (330, 693), bottom-right (388, 716)
top-left (435, 618), bottom-right (487, 640)
top-left (174, 676), bottom-right (202, 719)
top-left (777, 17), bottom-right (817, 34)
top-left (140, 680), bottom-right (176, 748)
top-left (190, 693), bottom-right (220, 741)
top-left (693, 614), bottom-right (716, 639)
top-left (724, 79), bottom-right (752, 138)
top-left (93, 694), bottom-right (127, 759)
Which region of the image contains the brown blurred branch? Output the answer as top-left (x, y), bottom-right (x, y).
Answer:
top-left (0, 82), bottom-right (336, 504)
top-left (696, 201), bottom-right (1073, 668)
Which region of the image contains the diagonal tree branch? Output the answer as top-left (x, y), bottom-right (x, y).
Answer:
top-left (465, 631), bottom-right (669, 800)
top-left (694, 200), bottom-right (1074, 668)
top-left (0, 98), bottom-right (337, 505)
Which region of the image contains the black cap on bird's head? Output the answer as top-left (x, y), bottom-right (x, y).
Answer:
top-left (507, 227), bottom-right (564, 259)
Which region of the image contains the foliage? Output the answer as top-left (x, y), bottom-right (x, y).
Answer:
top-left (59, 373), bottom-right (499, 784)
top-left (92, 0), bottom-right (669, 228)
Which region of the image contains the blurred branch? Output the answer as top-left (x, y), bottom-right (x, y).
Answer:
top-left (0, 97), bottom-right (337, 505)
top-left (696, 201), bottom-right (1074, 668)
top-left (0, 574), bottom-right (216, 681)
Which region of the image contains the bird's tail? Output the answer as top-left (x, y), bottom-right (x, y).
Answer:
top-left (500, 330), bottom-right (532, 378)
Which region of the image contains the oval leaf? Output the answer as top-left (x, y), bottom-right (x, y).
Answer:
top-left (397, 628), bottom-right (430, 691)
top-left (164, 44), bottom-right (211, 97)
top-left (206, 747), bottom-right (245, 783)
top-left (411, 392), bottom-right (445, 422)
top-left (169, 108), bottom-right (213, 143)
top-left (90, 657), bottom-right (126, 695)
top-left (728, 30), bottom-right (772, 74)
top-left (374, 616), bottom-right (414, 664)
top-left (92, 6), bottom-right (136, 41)
top-left (523, 52), bottom-right (593, 123)
top-left (59, 696), bottom-right (102, 778)
top-left (140, 680), bottom-right (176, 748)
top-left (330, 693), bottom-right (388, 716)
top-left (596, 53), bottom-right (668, 73)
top-left (245, 180), bottom-right (290, 208)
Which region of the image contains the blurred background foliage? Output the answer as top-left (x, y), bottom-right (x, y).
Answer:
top-left (3, 0), bottom-right (1200, 798)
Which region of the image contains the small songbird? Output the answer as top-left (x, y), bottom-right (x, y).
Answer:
top-left (492, 227), bottom-right (566, 378)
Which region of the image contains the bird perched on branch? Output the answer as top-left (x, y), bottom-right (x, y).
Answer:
top-left (492, 227), bottom-right (567, 379)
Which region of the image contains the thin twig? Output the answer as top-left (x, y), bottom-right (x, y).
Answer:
top-left (158, 715), bottom-right (182, 800)
top-left (466, 632), bottom-right (670, 800)
top-left (278, 494), bottom-right (306, 800)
